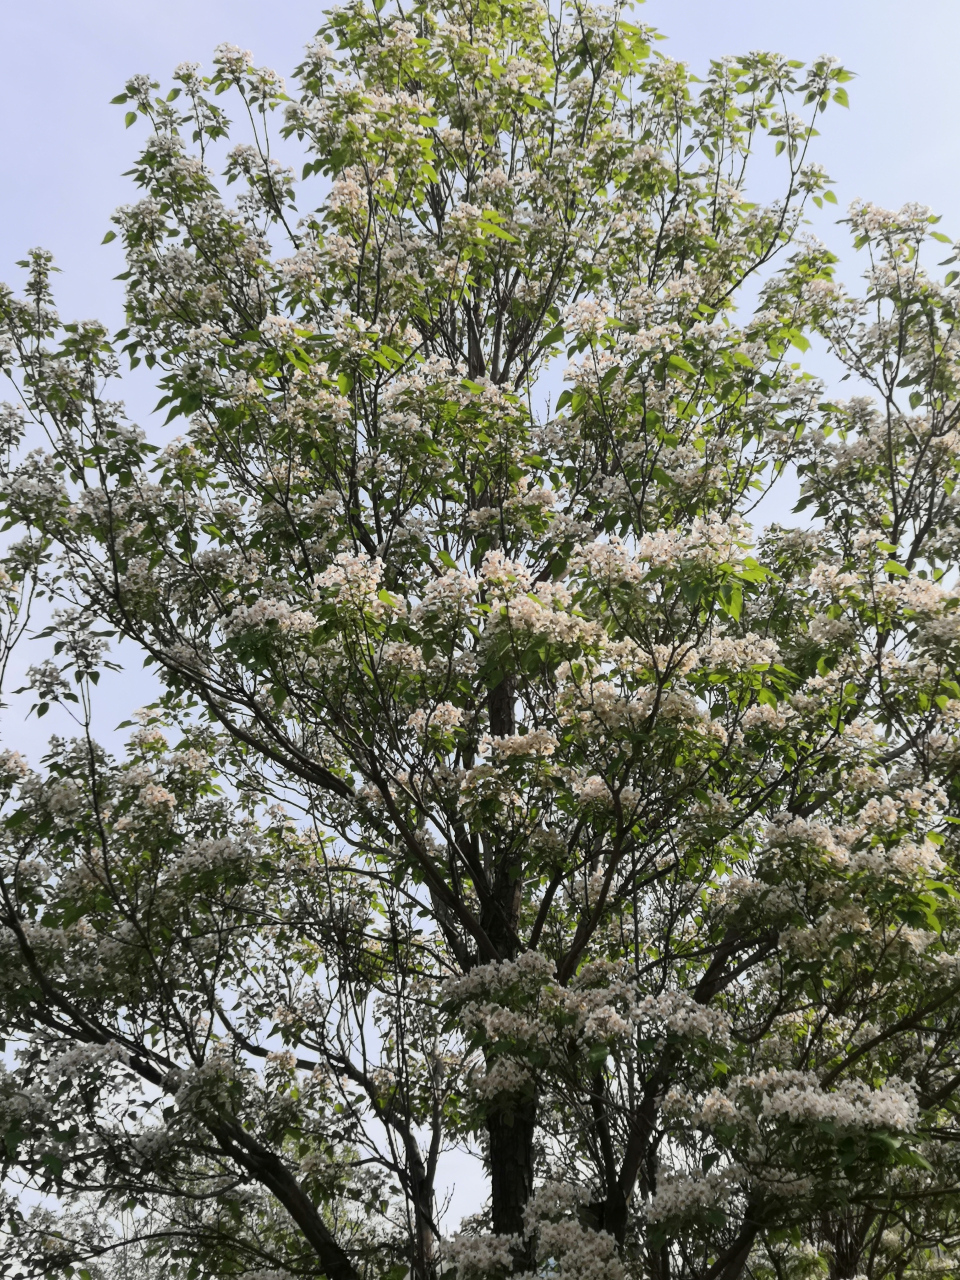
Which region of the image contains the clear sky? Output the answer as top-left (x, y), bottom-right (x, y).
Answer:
top-left (1, 0), bottom-right (958, 761)
top-left (2, 0), bottom-right (959, 319)
top-left (3, 0), bottom-right (960, 320)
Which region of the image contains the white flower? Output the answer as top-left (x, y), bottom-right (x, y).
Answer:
top-left (138, 783), bottom-right (177, 810)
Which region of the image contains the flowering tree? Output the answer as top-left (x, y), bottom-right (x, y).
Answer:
top-left (4, 2), bottom-right (960, 1279)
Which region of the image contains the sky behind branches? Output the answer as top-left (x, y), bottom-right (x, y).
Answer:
top-left (2, 0), bottom-right (958, 318)
top-left (1, 0), bottom-right (958, 755)
top-left (2, 0), bottom-right (959, 320)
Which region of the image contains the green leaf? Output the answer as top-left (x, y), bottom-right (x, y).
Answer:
top-left (479, 221), bottom-right (518, 242)
top-left (668, 353), bottom-right (697, 375)
top-left (719, 584), bottom-right (742, 621)
top-left (787, 328), bottom-right (810, 352)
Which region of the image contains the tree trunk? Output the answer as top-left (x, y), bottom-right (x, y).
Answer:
top-left (826, 1210), bottom-right (871, 1280)
top-left (487, 1096), bottom-right (537, 1267)
top-left (484, 671), bottom-right (537, 1268)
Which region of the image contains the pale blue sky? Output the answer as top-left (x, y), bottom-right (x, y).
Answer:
top-left (2, 0), bottom-right (958, 320)
top-left (2, 0), bottom-right (958, 764)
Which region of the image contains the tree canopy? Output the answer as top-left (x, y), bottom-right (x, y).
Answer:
top-left (4, 3), bottom-right (960, 1280)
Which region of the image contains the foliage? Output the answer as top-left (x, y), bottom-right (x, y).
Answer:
top-left (4, 3), bottom-right (960, 1280)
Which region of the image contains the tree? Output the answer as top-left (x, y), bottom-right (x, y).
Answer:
top-left (3, 1), bottom-right (960, 1278)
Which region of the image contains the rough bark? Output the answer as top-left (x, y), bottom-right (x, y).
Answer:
top-left (488, 1097), bottom-right (538, 1266)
